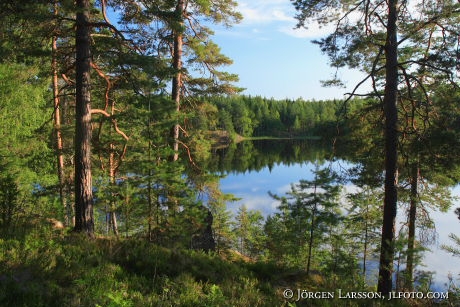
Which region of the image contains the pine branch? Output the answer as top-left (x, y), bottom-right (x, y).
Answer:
top-left (91, 109), bottom-right (130, 141)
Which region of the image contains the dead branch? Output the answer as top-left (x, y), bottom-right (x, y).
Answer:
top-left (91, 62), bottom-right (111, 111)
top-left (91, 109), bottom-right (130, 141)
top-left (176, 139), bottom-right (199, 169)
top-left (61, 73), bottom-right (75, 85)
top-left (114, 142), bottom-right (129, 175)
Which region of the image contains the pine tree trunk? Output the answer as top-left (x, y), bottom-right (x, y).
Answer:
top-left (363, 200), bottom-right (369, 279)
top-left (109, 147), bottom-right (119, 237)
top-left (405, 162), bottom-right (418, 290)
top-left (170, 0), bottom-right (185, 162)
top-left (111, 211), bottom-right (119, 237)
top-left (147, 131), bottom-right (154, 241)
top-left (52, 3), bottom-right (68, 226)
top-left (377, 0), bottom-right (399, 295)
top-left (306, 181), bottom-right (318, 276)
top-left (74, 0), bottom-right (94, 236)
top-left (307, 205), bottom-right (316, 275)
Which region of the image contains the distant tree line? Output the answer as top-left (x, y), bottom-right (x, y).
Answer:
top-left (194, 95), bottom-right (365, 138)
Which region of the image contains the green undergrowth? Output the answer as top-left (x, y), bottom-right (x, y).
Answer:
top-left (1, 228), bottom-right (457, 306)
top-left (0, 229), bottom-right (282, 307)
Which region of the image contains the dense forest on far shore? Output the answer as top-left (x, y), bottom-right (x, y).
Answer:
top-left (204, 95), bottom-right (362, 138)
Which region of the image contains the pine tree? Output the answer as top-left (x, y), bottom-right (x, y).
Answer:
top-left (138, 0), bottom-right (242, 160)
top-left (73, 0), bottom-right (94, 236)
top-left (292, 0), bottom-right (460, 293)
top-left (270, 166), bottom-right (342, 273)
top-left (346, 186), bottom-right (383, 281)
top-left (234, 204), bottom-right (264, 258)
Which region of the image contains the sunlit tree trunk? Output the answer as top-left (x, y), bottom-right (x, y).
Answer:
top-left (109, 145), bottom-right (119, 237)
top-left (171, 0), bottom-right (185, 162)
top-left (52, 1), bottom-right (68, 226)
top-left (74, 0), bottom-right (94, 236)
top-left (377, 0), bottom-right (399, 294)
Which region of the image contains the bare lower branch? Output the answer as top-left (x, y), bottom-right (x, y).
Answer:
top-left (176, 139), bottom-right (199, 169)
top-left (91, 109), bottom-right (130, 141)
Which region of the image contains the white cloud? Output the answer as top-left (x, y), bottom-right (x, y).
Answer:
top-left (278, 23), bottom-right (333, 39)
top-left (234, 0), bottom-right (333, 39)
top-left (227, 193), bottom-right (281, 217)
top-left (275, 183), bottom-right (292, 194)
top-left (237, 1), bottom-right (293, 24)
top-left (271, 9), bottom-right (293, 22)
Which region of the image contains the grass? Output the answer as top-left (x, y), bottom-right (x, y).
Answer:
top-left (1, 227), bottom-right (457, 306)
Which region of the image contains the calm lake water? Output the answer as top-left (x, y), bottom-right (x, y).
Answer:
top-left (214, 140), bottom-right (460, 291)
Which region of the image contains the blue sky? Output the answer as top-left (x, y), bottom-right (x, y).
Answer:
top-left (210, 0), bottom-right (369, 100)
top-left (107, 1), bottom-right (369, 100)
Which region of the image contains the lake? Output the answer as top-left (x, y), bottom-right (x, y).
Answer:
top-left (214, 140), bottom-right (460, 291)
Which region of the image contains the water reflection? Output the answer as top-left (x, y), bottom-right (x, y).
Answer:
top-left (213, 140), bottom-right (460, 290)
top-left (209, 139), bottom-right (332, 174)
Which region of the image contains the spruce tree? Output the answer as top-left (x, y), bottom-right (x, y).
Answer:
top-left (270, 166), bottom-right (342, 273)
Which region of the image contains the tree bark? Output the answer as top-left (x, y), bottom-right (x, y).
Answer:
top-left (170, 0), bottom-right (185, 162)
top-left (363, 199), bottom-right (369, 279)
top-left (405, 162), bottom-right (419, 290)
top-left (377, 0), bottom-right (399, 295)
top-left (306, 180), bottom-right (317, 276)
top-left (74, 0), bottom-right (94, 236)
top-left (109, 146), bottom-right (119, 237)
top-left (52, 1), bottom-right (68, 226)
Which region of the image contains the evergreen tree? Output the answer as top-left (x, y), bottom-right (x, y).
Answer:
top-left (74, 0), bottom-right (94, 236)
top-left (292, 0), bottom-right (460, 293)
top-left (346, 186), bottom-right (383, 281)
top-left (130, 0), bottom-right (242, 160)
top-left (210, 198), bottom-right (235, 254)
top-left (270, 166), bottom-right (342, 274)
top-left (0, 63), bottom-right (56, 234)
top-left (234, 204), bottom-right (265, 258)
top-left (264, 212), bottom-right (293, 263)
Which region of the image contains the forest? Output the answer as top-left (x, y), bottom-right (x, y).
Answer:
top-left (1, 0), bottom-right (460, 306)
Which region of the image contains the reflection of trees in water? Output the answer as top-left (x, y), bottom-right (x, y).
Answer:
top-left (209, 138), bottom-right (460, 291)
top-left (208, 139), bottom-right (332, 173)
